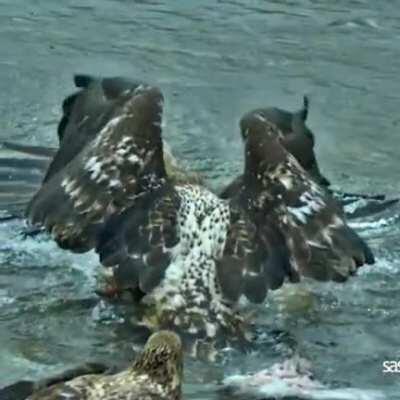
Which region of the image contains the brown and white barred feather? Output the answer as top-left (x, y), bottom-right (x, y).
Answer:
top-left (24, 82), bottom-right (374, 347)
top-left (240, 113), bottom-right (374, 283)
top-left (27, 331), bottom-right (183, 400)
top-left (27, 86), bottom-right (166, 252)
top-left (26, 85), bottom-right (291, 342)
top-left (98, 184), bottom-right (249, 341)
top-left (46, 75), bottom-right (145, 183)
top-left (97, 181), bottom-right (298, 344)
top-left (220, 96), bottom-right (329, 199)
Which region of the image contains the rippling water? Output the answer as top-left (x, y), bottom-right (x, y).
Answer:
top-left (1, 1), bottom-right (400, 399)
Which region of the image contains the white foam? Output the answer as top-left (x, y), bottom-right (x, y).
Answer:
top-left (0, 220), bottom-right (98, 285)
top-left (224, 358), bottom-right (385, 400)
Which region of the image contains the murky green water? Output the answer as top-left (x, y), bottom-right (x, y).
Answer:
top-left (1, 1), bottom-right (400, 398)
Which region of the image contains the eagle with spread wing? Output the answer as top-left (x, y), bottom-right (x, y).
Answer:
top-left (26, 81), bottom-right (374, 346)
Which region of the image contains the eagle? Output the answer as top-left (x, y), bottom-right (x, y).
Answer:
top-left (220, 95), bottom-right (330, 199)
top-left (25, 330), bottom-right (183, 400)
top-left (25, 80), bottom-right (374, 348)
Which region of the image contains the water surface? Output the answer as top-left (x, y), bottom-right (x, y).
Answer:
top-left (0, 1), bottom-right (400, 398)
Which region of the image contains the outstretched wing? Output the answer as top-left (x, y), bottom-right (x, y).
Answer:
top-left (239, 113), bottom-right (374, 283)
top-left (96, 186), bottom-right (180, 294)
top-left (221, 97), bottom-right (329, 199)
top-left (26, 85), bottom-right (166, 253)
top-left (45, 75), bottom-right (145, 182)
top-left (216, 204), bottom-right (295, 305)
top-left (272, 161), bottom-right (374, 281)
top-left (245, 98), bottom-right (328, 187)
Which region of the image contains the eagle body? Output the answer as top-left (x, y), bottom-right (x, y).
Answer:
top-left (139, 184), bottom-right (235, 338)
top-left (97, 181), bottom-right (266, 342)
top-left (25, 76), bottom-right (375, 349)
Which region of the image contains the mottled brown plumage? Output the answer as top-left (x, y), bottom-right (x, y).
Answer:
top-left (25, 84), bottom-right (293, 344)
top-left (220, 96), bottom-right (330, 199)
top-left (25, 82), bottom-right (374, 348)
top-left (24, 75), bottom-right (201, 252)
top-left (26, 331), bottom-right (183, 400)
top-left (27, 84), bottom-right (167, 252)
top-left (236, 115), bottom-right (374, 282)
top-left (52, 75), bottom-right (202, 186)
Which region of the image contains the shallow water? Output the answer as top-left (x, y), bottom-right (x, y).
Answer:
top-left (0, 0), bottom-right (400, 398)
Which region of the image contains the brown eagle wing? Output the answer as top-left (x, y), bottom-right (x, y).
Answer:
top-left (26, 85), bottom-right (166, 253)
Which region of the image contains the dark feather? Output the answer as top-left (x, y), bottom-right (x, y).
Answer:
top-left (216, 255), bottom-right (244, 302)
top-left (238, 113), bottom-right (375, 282)
top-left (97, 186), bottom-right (180, 294)
top-left (221, 96), bottom-right (330, 200)
top-left (46, 75), bottom-right (146, 182)
top-left (27, 85), bottom-right (166, 253)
